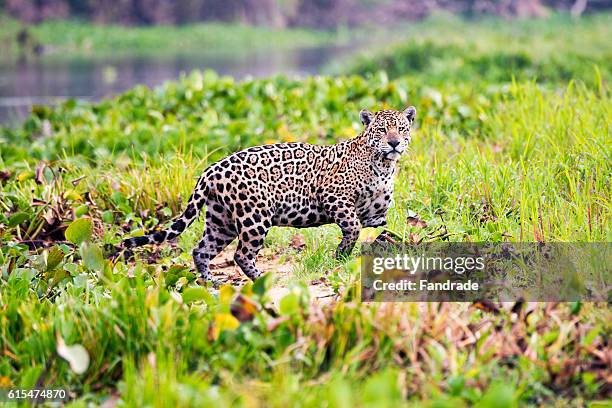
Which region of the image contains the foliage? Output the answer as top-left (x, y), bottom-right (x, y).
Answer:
top-left (0, 13), bottom-right (340, 60)
top-left (344, 13), bottom-right (612, 88)
top-left (1, 15), bottom-right (611, 406)
top-left (2, 71), bottom-right (609, 243)
top-left (1, 251), bottom-right (610, 406)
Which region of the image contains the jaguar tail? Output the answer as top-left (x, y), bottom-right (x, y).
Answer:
top-left (122, 175), bottom-right (208, 248)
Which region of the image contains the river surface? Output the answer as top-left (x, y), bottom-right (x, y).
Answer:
top-left (0, 45), bottom-right (350, 125)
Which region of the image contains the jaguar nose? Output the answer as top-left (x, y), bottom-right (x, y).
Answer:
top-left (388, 140), bottom-right (400, 148)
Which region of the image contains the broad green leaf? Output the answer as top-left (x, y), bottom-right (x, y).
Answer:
top-left (240, 281), bottom-right (254, 296)
top-left (252, 273), bottom-right (272, 297)
top-left (447, 375), bottom-right (465, 396)
top-left (101, 210), bottom-right (114, 224)
top-left (65, 218), bottom-right (93, 245)
top-left (80, 242), bottom-right (104, 272)
top-left (582, 327), bottom-right (600, 346)
top-left (164, 265), bottom-right (195, 287)
top-left (64, 189), bottom-right (82, 201)
top-left (362, 369), bottom-right (402, 405)
top-left (74, 204), bottom-right (89, 217)
top-left (475, 382), bottom-right (517, 408)
top-left (279, 293), bottom-right (300, 315)
top-left (49, 268), bottom-right (69, 288)
top-left (182, 287), bottom-right (213, 304)
top-left (46, 246), bottom-right (65, 271)
top-left (570, 301), bottom-right (581, 315)
top-left (8, 212), bottom-right (29, 227)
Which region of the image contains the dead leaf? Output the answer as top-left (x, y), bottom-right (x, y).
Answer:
top-left (375, 231), bottom-right (399, 244)
top-left (408, 232), bottom-right (423, 245)
top-left (230, 294), bottom-right (259, 322)
top-left (266, 316), bottom-right (290, 331)
top-left (71, 175), bottom-right (85, 186)
top-left (407, 215), bottom-right (427, 228)
top-left (210, 258), bottom-right (234, 270)
top-left (35, 162), bottom-right (47, 185)
top-left (471, 300), bottom-right (500, 314)
top-left (310, 277), bottom-right (328, 286)
top-left (42, 208), bottom-right (56, 225)
top-left (290, 233), bottom-right (306, 251)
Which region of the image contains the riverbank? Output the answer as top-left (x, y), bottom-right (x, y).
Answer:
top-left (339, 12), bottom-right (612, 86)
top-left (0, 14), bottom-right (348, 60)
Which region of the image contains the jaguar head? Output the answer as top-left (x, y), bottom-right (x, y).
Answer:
top-left (360, 107), bottom-right (416, 161)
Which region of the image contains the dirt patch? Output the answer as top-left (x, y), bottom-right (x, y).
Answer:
top-left (266, 278), bottom-right (337, 308)
top-left (210, 247), bottom-right (337, 306)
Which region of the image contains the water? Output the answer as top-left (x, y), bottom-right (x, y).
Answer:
top-left (0, 45), bottom-right (350, 125)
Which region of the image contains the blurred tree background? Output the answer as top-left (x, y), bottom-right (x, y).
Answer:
top-left (2, 0), bottom-right (612, 27)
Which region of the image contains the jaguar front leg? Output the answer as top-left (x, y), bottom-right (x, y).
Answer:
top-left (362, 213), bottom-right (388, 229)
top-left (337, 215), bottom-right (361, 259)
top-left (323, 200), bottom-right (362, 259)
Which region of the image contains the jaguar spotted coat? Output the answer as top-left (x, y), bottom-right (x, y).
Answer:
top-left (123, 107), bottom-right (417, 282)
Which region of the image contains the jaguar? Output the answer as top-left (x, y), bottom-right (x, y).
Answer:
top-left (122, 106), bottom-right (417, 283)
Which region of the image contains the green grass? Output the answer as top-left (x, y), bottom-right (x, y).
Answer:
top-left (2, 72), bottom-right (609, 241)
top-left (1, 72), bottom-right (610, 406)
top-left (0, 14), bottom-right (343, 60)
top-left (1, 15), bottom-right (611, 407)
top-left (341, 13), bottom-right (612, 87)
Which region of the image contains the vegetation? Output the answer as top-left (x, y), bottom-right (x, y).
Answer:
top-left (1, 15), bottom-right (611, 407)
top-left (0, 14), bottom-right (342, 60)
top-left (344, 13), bottom-right (612, 87)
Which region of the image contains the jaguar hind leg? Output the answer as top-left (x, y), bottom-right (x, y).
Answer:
top-left (193, 226), bottom-right (236, 282)
top-left (192, 203), bottom-right (237, 282)
top-left (233, 211), bottom-right (272, 281)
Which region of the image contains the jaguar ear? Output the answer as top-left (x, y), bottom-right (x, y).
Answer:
top-left (404, 106), bottom-right (416, 124)
top-left (360, 109), bottom-right (374, 127)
